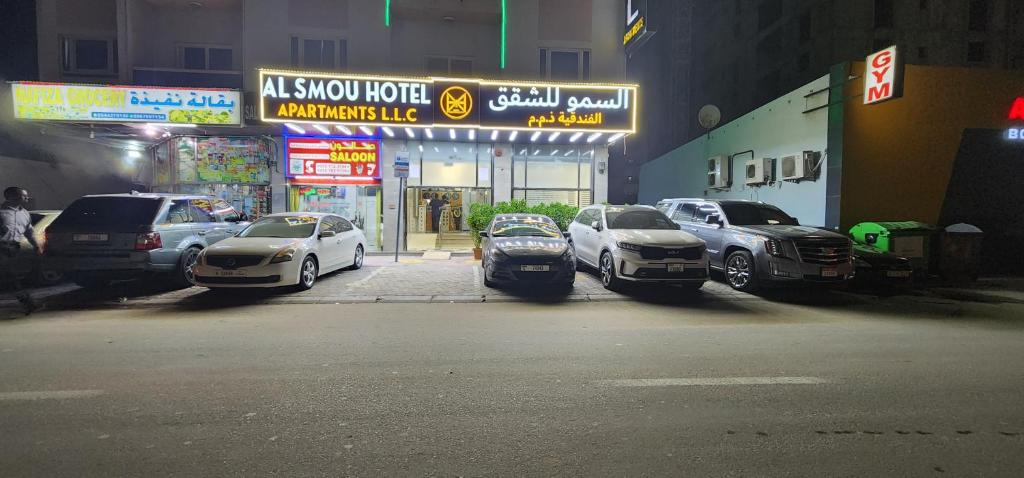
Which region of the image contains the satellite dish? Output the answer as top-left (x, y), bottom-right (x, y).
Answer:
top-left (698, 104), bottom-right (721, 130)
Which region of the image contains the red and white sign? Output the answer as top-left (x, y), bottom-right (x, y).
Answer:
top-left (286, 137), bottom-right (381, 184)
top-left (864, 45), bottom-right (903, 105)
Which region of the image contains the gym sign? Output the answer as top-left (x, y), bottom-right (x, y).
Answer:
top-left (1007, 97), bottom-right (1024, 140)
top-left (259, 70), bottom-right (637, 133)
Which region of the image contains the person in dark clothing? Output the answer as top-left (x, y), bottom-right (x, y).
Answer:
top-left (0, 186), bottom-right (41, 314)
top-left (429, 193), bottom-right (442, 232)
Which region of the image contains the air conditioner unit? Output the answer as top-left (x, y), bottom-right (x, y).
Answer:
top-left (744, 158), bottom-right (775, 186)
top-left (707, 155), bottom-right (730, 189)
top-left (780, 151), bottom-right (815, 181)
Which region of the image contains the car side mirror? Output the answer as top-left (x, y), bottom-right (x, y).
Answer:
top-left (319, 230), bottom-right (337, 239)
top-left (479, 231), bottom-right (489, 238)
top-left (706, 215), bottom-right (722, 227)
top-left (590, 221), bottom-right (603, 232)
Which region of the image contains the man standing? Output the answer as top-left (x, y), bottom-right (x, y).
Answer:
top-left (1, 186), bottom-right (42, 314)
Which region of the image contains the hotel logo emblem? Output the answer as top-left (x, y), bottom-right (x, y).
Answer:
top-left (440, 86), bottom-right (473, 120)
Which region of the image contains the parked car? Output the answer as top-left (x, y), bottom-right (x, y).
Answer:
top-left (655, 198), bottom-right (854, 292)
top-left (194, 213), bottom-right (365, 290)
top-left (567, 204), bottom-right (709, 291)
top-left (479, 214), bottom-right (575, 289)
top-left (851, 243), bottom-right (914, 292)
top-left (45, 193), bottom-right (249, 288)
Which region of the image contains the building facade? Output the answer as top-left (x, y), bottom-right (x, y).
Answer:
top-left (614, 0), bottom-right (1024, 204)
top-left (28, 0), bottom-right (630, 252)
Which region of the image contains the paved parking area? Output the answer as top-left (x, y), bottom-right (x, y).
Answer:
top-left (3, 254), bottom-right (756, 310)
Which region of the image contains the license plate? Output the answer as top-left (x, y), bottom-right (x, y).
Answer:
top-left (821, 268), bottom-right (838, 278)
top-left (520, 265), bottom-right (550, 272)
top-left (73, 233), bottom-right (108, 242)
top-left (886, 270), bottom-right (912, 278)
top-left (667, 264), bottom-right (686, 272)
top-left (216, 270), bottom-right (247, 277)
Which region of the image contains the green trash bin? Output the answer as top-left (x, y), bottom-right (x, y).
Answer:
top-left (849, 221), bottom-right (936, 273)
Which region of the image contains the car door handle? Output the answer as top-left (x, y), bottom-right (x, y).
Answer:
top-left (197, 231), bottom-right (207, 236)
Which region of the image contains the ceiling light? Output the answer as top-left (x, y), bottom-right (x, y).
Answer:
top-left (548, 132), bottom-right (561, 142)
top-left (359, 126), bottom-right (375, 136)
top-left (486, 147), bottom-right (491, 154)
top-left (127, 150), bottom-right (142, 159)
top-left (532, 149), bottom-right (540, 155)
top-left (551, 149), bottom-right (560, 155)
top-left (449, 128), bottom-right (456, 140)
top-left (454, 146), bottom-right (459, 153)
top-left (529, 131), bottom-right (542, 142)
top-left (569, 132), bottom-right (583, 142)
top-left (285, 123), bottom-right (306, 134)
top-left (144, 128), bottom-right (158, 137)
top-left (312, 124), bottom-right (330, 135)
top-left (381, 126), bottom-right (395, 137)
top-left (337, 125), bottom-right (353, 135)
top-left (433, 146), bottom-right (440, 152)
top-left (425, 128), bottom-right (434, 139)
top-left (565, 149), bottom-right (574, 156)
top-left (405, 127), bottom-right (415, 138)
top-left (418, 144), bottom-right (424, 152)
top-left (469, 129), bottom-right (477, 141)
top-left (586, 132), bottom-right (603, 143)
top-left (508, 130), bottom-right (519, 142)
top-left (607, 133), bottom-right (625, 143)
top-left (519, 148), bottom-right (526, 155)
top-left (490, 130), bottom-right (498, 141)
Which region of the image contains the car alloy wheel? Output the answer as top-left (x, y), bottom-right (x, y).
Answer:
top-left (600, 252), bottom-right (621, 291)
top-left (352, 245), bottom-right (364, 269)
top-left (179, 247), bottom-right (201, 287)
top-left (299, 257), bottom-right (317, 289)
top-left (726, 254), bottom-right (751, 289)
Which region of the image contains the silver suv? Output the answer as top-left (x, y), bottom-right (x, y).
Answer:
top-left (45, 193), bottom-right (249, 288)
top-left (655, 198), bottom-right (853, 291)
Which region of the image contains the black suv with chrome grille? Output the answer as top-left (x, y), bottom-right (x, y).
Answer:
top-left (655, 198), bottom-right (853, 292)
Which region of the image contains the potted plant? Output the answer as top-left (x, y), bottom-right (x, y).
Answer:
top-left (467, 202), bottom-right (495, 260)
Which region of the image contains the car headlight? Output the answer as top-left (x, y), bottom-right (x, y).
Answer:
top-left (616, 242), bottom-right (643, 252)
top-left (270, 247), bottom-right (297, 264)
top-left (491, 247), bottom-right (509, 260)
top-left (763, 238), bottom-right (786, 258)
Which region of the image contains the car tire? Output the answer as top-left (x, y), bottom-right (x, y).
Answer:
top-left (483, 261), bottom-right (497, 288)
top-left (725, 250), bottom-right (759, 292)
top-left (347, 245), bottom-right (364, 270)
top-left (600, 251), bottom-right (623, 291)
top-left (295, 256), bottom-right (318, 291)
top-left (173, 247), bottom-right (202, 288)
top-left (74, 273), bottom-right (109, 289)
top-left (34, 267), bottom-right (64, 286)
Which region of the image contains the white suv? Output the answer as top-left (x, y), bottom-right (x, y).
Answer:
top-left (568, 205), bottom-right (709, 291)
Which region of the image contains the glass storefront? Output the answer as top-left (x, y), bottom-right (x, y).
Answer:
top-left (512, 145), bottom-right (595, 206)
top-left (289, 185), bottom-right (381, 251)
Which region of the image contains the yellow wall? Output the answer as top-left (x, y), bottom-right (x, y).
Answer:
top-left (841, 62), bottom-right (1024, 229)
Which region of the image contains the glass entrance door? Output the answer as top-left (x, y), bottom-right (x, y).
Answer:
top-left (405, 187), bottom-right (491, 251)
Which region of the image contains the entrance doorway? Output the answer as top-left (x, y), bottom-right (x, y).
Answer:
top-left (405, 187), bottom-right (491, 251)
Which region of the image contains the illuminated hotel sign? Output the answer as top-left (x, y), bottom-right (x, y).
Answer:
top-left (1008, 97), bottom-right (1024, 140)
top-left (259, 70), bottom-right (637, 133)
top-left (11, 82), bottom-right (241, 125)
top-left (623, 0), bottom-right (654, 54)
top-left (285, 137), bottom-right (381, 184)
top-left (864, 45), bottom-right (904, 105)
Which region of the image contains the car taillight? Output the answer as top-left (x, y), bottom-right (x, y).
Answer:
top-left (135, 232), bottom-right (162, 251)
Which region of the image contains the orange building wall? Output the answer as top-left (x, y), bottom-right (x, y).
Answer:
top-left (840, 62), bottom-right (1024, 230)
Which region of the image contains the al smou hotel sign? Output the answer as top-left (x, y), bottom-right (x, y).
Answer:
top-left (259, 69), bottom-right (637, 133)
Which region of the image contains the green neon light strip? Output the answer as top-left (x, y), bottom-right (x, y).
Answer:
top-left (385, 0), bottom-right (391, 26)
top-left (500, 0), bottom-right (507, 69)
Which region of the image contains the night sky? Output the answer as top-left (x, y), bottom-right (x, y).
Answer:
top-left (0, 0), bottom-right (38, 80)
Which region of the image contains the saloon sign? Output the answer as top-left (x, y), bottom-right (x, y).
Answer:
top-left (864, 45), bottom-right (904, 105)
top-left (259, 70), bottom-right (637, 133)
top-left (285, 137), bottom-right (381, 184)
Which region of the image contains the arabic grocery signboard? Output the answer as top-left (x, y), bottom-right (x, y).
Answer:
top-left (10, 82), bottom-right (241, 125)
top-left (259, 70), bottom-right (637, 133)
top-left (285, 137), bottom-right (381, 184)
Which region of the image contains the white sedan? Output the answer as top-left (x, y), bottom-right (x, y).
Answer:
top-left (194, 213), bottom-right (366, 290)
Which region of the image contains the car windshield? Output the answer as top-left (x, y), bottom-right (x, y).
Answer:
top-left (48, 197), bottom-right (161, 231)
top-left (491, 217), bottom-right (561, 238)
top-left (720, 203), bottom-right (798, 226)
top-left (606, 209), bottom-right (677, 230)
top-left (239, 216), bottom-right (318, 238)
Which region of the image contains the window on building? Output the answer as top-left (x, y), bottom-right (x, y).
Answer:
top-left (425, 57), bottom-right (474, 76)
top-left (61, 36), bottom-right (117, 76)
top-left (538, 48), bottom-right (591, 80)
top-left (967, 41), bottom-right (987, 62)
top-left (290, 37), bottom-right (347, 70)
top-left (177, 45), bottom-right (234, 70)
top-left (758, 0), bottom-right (782, 30)
top-left (968, 0), bottom-right (989, 32)
top-left (512, 147), bottom-right (594, 207)
top-left (874, 0), bottom-right (894, 28)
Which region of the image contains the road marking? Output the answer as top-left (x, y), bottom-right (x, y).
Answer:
top-left (349, 266), bottom-right (385, 286)
top-left (0, 390), bottom-right (105, 401)
top-left (597, 377), bottom-right (828, 387)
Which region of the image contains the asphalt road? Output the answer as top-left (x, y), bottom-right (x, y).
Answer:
top-left (1, 295), bottom-right (1023, 477)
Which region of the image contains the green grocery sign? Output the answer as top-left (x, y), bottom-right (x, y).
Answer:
top-left (11, 82), bottom-right (242, 126)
